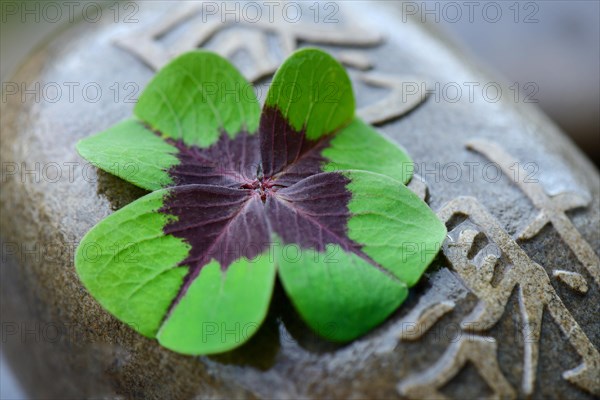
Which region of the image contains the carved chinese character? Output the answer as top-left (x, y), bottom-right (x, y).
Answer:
top-left (398, 196), bottom-right (599, 398)
top-left (114, 2), bottom-right (427, 126)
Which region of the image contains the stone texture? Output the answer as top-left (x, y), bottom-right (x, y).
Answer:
top-left (1, 2), bottom-right (598, 399)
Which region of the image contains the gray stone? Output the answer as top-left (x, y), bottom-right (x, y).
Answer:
top-left (1, 2), bottom-right (598, 399)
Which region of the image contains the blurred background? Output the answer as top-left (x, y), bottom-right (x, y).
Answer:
top-left (1, 1), bottom-right (599, 398)
top-left (435, 0), bottom-right (599, 166)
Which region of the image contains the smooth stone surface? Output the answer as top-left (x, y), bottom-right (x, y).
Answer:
top-left (1, 2), bottom-right (599, 399)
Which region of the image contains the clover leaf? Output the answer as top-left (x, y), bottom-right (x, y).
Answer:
top-left (75, 48), bottom-right (446, 355)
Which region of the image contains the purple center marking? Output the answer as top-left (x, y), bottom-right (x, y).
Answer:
top-left (157, 107), bottom-right (381, 317)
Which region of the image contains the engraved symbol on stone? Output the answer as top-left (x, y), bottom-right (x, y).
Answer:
top-left (398, 336), bottom-right (516, 400)
top-left (552, 270), bottom-right (589, 294)
top-left (114, 2), bottom-right (427, 125)
top-left (397, 196), bottom-right (600, 398)
top-left (115, 2), bottom-right (381, 81)
top-left (355, 73), bottom-right (429, 126)
top-left (397, 301), bottom-right (455, 342)
top-left (467, 139), bottom-right (600, 286)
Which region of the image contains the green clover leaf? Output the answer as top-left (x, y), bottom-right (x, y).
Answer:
top-left (75, 48), bottom-right (446, 354)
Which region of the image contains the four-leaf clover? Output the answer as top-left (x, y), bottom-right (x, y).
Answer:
top-left (75, 48), bottom-right (446, 355)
